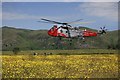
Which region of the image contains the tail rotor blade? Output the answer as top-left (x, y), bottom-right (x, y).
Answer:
top-left (104, 28), bottom-right (107, 31)
top-left (103, 26), bottom-right (105, 29)
top-left (100, 27), bottom-right (102, 29)
top-left (99, 26), bottom-right (107, 34)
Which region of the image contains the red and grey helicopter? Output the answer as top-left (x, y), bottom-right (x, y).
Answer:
top-left (39, 18), bottom-right (107, 40)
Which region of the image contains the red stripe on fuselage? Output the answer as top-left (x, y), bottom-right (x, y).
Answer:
top-left (83, 30), bottom-right (97, 37)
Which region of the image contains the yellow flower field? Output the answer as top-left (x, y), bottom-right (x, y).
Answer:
top-left (2, 54), bottom-right (118, 78)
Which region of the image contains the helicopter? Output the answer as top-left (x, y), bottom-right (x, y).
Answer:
top-left (38, 18), bottom-right (107, 40)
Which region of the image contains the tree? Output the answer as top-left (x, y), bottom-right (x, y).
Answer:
top-left (13, 47), bottom-right (20, 55)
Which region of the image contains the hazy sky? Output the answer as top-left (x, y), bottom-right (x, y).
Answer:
top-left (2, 0), bottom-right (119, 2)
top-left (2, 1), bottom-right (119, 31)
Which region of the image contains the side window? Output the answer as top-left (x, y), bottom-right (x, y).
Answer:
top-left (60, 29), bottom-right (63, 33)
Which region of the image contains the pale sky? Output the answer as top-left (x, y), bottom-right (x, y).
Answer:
top-left (2, 0), bottom-right (120, 2)
top-left (1, 0), bottom-right (119, 31)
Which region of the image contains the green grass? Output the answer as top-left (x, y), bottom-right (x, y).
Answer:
top-left (2, 27), bottom-right (119, 51)
top-left (2, 49), bottom-right (119, 55)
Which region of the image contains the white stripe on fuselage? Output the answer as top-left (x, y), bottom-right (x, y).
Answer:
top-left (58, 27), bottom-right (83, 38)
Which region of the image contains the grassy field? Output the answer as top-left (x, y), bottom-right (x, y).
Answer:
top-left (2, 49), bottom-right (119, 55)
top-left (1, 49), bottom-right (119, 78)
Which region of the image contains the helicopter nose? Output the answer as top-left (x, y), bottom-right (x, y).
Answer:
top-left (48, 29), bottom-right (58, 37)
top-left (48, 30), bottom-right (52, 36)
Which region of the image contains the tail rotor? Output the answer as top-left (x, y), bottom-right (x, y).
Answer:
top-left (98, 26), bottom-right (107, 34)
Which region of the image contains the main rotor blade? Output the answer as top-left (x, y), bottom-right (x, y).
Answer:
top-left (67, 19), bottom-right (83, 24)
top-left (68, 21), bottom-right (93, 25)
top-left (37, 21), bottom-right (51, 23)
top-left (41, 18), bottom-right (63, 24)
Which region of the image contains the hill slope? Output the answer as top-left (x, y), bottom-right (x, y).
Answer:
top-left (2, 26), bottom-right (119, 51)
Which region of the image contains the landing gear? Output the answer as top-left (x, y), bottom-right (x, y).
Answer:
top-left (78, 36), bottom-right (85, 42)
top-left (56, 37), bottom-right (62, 49)
top-left (66, 38), bottom-right (72, 49)
top-left (69, 39), bottom-right (72, 46)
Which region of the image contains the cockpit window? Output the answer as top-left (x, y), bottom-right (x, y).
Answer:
top-left (51, 25), bottom-right (57, 31)
top-left (51, 27), bottom-right (54, 31)
top-left (53, 25), bottom-right (57, 28)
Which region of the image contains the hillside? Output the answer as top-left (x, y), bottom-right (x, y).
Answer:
top-left (2, 26), bottom-right (119, 51)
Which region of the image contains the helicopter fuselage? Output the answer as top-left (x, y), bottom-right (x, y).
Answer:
top-left (39, 18), bottom-right (106, 39)
top-left (48, 25), bottom-right (98, 38)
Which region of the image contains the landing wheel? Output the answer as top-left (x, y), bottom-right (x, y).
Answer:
top-left (83, 40), bottom-right (85, 42)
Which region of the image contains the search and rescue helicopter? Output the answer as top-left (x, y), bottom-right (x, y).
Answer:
top-left (38, 18), bottom-right (107, 40)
